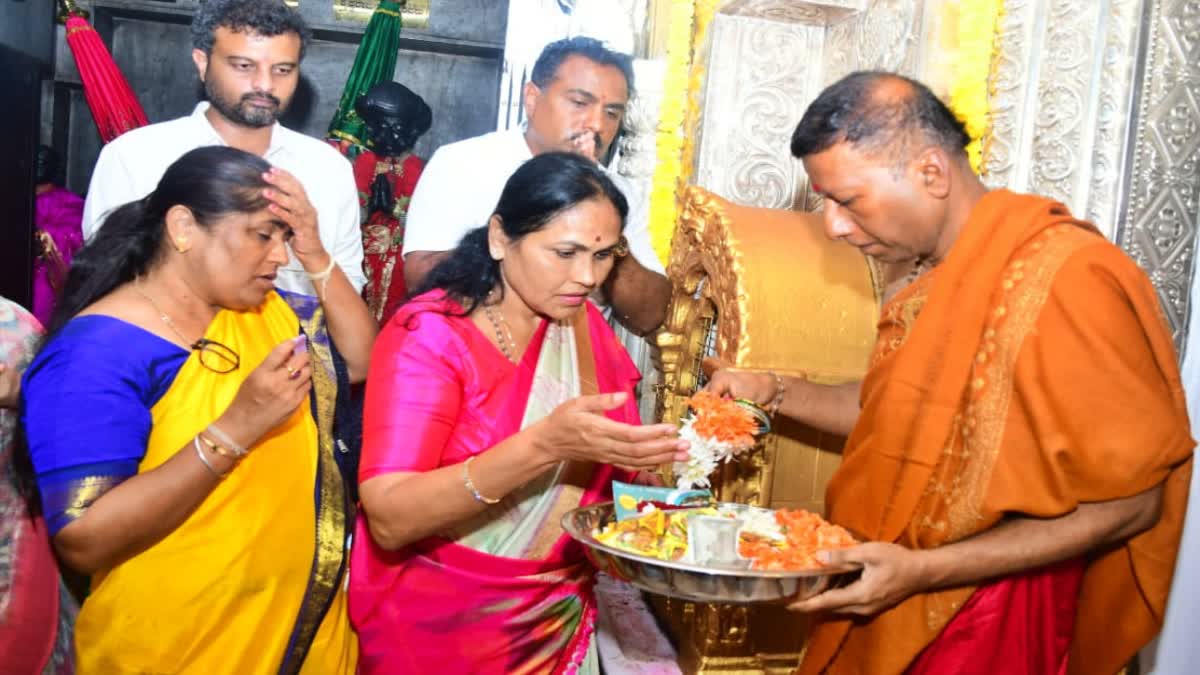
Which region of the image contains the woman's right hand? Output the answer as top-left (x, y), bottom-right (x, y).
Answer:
top-left (530, 392), bottom-right (689, 471)
top-left (216, 337), bottom-right (312, 449)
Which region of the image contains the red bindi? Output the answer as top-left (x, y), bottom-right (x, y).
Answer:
top-left (594, 235), bottom-right (601, 242)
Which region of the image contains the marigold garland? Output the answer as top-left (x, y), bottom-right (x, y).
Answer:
top-left (678, 0), bottom-right (719, 194)
top-left (647, 1), bottom-right (695, 267)
top-left (947, 0), bottom-right (1005, 173)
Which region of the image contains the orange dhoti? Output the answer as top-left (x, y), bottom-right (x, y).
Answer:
top-left (800, 190), bottom-right (1194, 675)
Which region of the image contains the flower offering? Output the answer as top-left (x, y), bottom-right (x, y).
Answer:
top-left (673, 391), bottom-right (764, 489)
top-left (592, 504), bottom-right (856, 571)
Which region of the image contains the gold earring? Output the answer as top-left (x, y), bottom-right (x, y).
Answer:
top-left (175, 237), bottom-right (190, 253)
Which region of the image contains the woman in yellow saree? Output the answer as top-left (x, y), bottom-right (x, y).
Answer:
top-left (19, 146), bottom-right (375, 674)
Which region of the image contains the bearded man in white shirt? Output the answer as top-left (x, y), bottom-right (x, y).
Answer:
top-left (82, 0), bottom-right (368, 299)
top-left (403, 37), bottom-right (671, 337)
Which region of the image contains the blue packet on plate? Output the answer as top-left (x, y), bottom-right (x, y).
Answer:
top-left (612, 480), bottom-right (713, 521)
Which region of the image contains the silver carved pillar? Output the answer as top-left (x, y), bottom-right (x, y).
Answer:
top-left (1113, 0), bottom-right (1200, 346)
top-left (983, 0), bottom-right (1200, 349)
top-left (692, 0), bottom-right (925, 211)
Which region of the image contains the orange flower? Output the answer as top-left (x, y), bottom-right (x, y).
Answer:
top-left (686, 391), bottom-right (757, 448)
top-left (738, 508), bottom-right (857, 571)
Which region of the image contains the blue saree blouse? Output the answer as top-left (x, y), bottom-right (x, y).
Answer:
top-left (22, 315), bottom-right (187, 535)
top-left (22, 288), bottom-right (361, 537)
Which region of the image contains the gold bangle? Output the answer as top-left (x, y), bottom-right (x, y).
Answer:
top-left (198, 433), bottom-right (239, 461)
top-left (193, 436), bottom-right (225, 478)
top-left (462, 456), bottom-right (501, 505)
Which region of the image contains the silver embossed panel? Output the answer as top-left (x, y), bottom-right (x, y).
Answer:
top-left (695, 15), bottom-right (820, 209)
top-left (1116, 0), bottom-right (1200, 347)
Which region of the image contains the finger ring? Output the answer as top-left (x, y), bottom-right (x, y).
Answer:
top-left (286, 366), bottom-right (297, 378)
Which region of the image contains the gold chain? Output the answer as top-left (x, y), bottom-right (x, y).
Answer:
top-left (133, 278), bottom-right (197, 348)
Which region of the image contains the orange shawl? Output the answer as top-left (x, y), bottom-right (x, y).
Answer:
top-left (799, 189), bottom-right (1194, 675)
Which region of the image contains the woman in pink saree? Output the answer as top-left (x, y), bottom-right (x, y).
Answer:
top-left (33, 145), bottom-right (84, 328)
top-left (350, 152), bottom-right (687, 674)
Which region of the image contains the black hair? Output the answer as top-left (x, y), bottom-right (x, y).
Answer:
top-left (531, 36), bottom-right (635, 99)
top-left (15, 146), bottom-right (273, 515)
top-left (355, 81), bottom-right (433, 141)
top-left (191, 0), bottom-right (312, 60)
top-left (415, 152), bottom-right (629, 314)
top-left (47, 146), bottom-right (273, 336)
top-left (790, 71), bottom-right (970, 163)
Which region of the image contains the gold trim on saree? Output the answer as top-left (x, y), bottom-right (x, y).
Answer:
top-left (872, 272), bottom-right (935, 368)
top-left (278, 305), bottom-right (350, 675)
top-left (44, 474), bottom-right (127, 532)
top-left (910, 224), bottom-right (1094, 628)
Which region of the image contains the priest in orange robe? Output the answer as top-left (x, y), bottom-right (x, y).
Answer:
top-left (710, 71), bottom-right (1193, 675)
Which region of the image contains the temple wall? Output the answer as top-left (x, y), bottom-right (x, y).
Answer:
top-left (0, 0), bottom-right (56, 69)
top-left (694, 15), bottom-right (824, 211)
top-left (981, 0), bottom-right (1200, 344)
top-left (981, 0), bottom-right (1144, 239)
top-left (43, 0), bottom-right (508, 195)
top-left (1113, 0), bottom-right (1200, 345)
top-left (693, 1), bottom-right (929, 212)
top-left (662, 0), bottom-right (1200, 350)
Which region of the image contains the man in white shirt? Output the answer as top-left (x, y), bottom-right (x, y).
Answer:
top-left (82, 0), bottom-right (366, 297)
top-left (403, 37), bottom-right (670, 336)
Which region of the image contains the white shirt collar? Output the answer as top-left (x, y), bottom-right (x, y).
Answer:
top-left (506, 126), bottom-right (535, 161)
top-left (189, 101), bottom-right (289, 159)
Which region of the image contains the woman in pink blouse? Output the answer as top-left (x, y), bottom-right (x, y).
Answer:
top-left (33, 145), bottom-right (84, 327)
top-left (350, 152), bottom-right (686, 674)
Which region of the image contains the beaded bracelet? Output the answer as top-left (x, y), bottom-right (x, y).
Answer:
top-left (462, 456), bottom-right (501, 505)
top-left (767, 371), bottom-right (787, 417)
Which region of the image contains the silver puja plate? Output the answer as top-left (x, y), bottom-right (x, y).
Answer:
top-left (561, 501), bottom-right (861, 604)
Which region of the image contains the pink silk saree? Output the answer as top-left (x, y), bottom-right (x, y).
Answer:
top-left (350, 293), bottom-right (639, 674)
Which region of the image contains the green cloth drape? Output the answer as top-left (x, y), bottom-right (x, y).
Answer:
top-left (326, 1), bottom-right (403, 155)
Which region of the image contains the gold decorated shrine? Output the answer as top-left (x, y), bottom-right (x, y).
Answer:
top-left (653, 186), bottom-right (881, 673)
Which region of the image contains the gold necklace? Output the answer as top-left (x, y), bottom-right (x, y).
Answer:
top-left (133, 278), bottom-right (199, 348)
top-left (483, 304), bottom-right (518, 363)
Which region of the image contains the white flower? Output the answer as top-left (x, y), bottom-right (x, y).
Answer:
top-left (673, 416), bottom-right (747, 489)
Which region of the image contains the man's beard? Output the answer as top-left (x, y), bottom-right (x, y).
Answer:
top-left (205, 79), bottom-right (283, 128)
